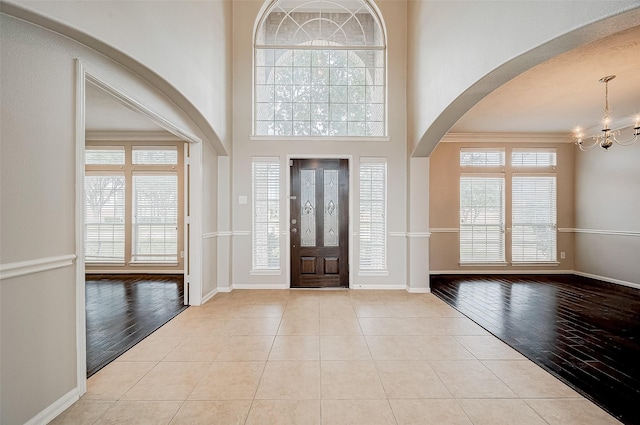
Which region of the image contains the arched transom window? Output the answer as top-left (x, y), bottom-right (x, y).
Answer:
top-left (254, 0), bottom-right (386, 137)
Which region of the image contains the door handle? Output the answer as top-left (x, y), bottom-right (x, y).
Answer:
top-left (291, 228), bottom-right (297, 233)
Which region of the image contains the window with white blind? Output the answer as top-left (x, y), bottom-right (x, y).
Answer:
top-left (252, 158), bottom-right (280, 270)
top-left (359, 158), bottom-right (387, 271)
top-left (84, 142), bottom-right (183, 268)
top-left (512, 175), bottom-right (557, 263)
top-left (459, 175), bottom-right (505, 263)
top-left (84, 174), bottom-right (125, 262)
top-left (132, 174), bottom-right (178, 263)
top-left (511, 148), bottom-right (556, 167)
top-left (460, 148), bottom-right (505, 167)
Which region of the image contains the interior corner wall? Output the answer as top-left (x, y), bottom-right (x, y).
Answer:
top-left (574, 140), bottom-right (640, 286)
top-left (407, 1), bottom-right (640, 156)
top-left (429, 140), bottom-right (575, 274)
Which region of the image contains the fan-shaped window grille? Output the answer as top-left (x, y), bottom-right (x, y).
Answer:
top-left (254, 0), bottom-right (386, 137)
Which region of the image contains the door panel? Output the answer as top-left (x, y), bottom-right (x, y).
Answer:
top-left (291, 159), bottom-right (348, 288)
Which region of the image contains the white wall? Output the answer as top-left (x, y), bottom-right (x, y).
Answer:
top-left (230, 0), bottom-right (409, 289)
top-left (0, 13), bottom-right (217, 424)
top-left (407, 0), bottom-right (640, 157)
top-left (574, 139), bottom-right (640, 286)
top-left (6, 0), bottom-right (234, 154)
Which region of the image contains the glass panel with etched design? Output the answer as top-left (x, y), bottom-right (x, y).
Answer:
top-left (301, 169), bottom-right (316, 247)
top-left (324, 170), bottom-right (339, 246)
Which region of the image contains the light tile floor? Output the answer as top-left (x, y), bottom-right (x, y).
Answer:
top-left (52, 290), bottom-right (622, 425)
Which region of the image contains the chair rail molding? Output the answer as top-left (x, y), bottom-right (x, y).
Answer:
top-left (0, 254), bottom-right (77, 280)
top-left (558, 228), bottom-right (640, 237)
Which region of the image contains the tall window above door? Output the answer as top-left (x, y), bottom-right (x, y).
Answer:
top-left (254, 0), bottom-right (386, 137)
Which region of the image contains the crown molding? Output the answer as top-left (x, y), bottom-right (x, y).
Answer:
top-left (441, 132), bottom-right (571, 144)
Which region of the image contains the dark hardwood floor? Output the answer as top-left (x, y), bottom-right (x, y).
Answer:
top-left (86, 274), bottom-right (187, 377)
top-left (431, 274), bottom-right (640, 425)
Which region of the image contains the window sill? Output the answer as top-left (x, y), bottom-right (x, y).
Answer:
top-left (86, 262), bottom-right (125, 266)
top-left (511, 262), bottom-right (560, 266)
top-left (459, 262), bottom-right (508, 267)
top-left (129, 261), bottom-right (179, 266)
top-left (358, 270), bottom-right (389, 277)
top-left (250, 270), bottom-right (281, 276)
top-left (250, 135), bottom-right (390, 143)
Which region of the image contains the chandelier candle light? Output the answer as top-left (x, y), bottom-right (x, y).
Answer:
top-left (574, 75), bottom-right (640, 151)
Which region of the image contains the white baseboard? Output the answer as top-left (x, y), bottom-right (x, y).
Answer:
top-left (24, 387), bottom-right (79, 425)
top-left (217, 286), bottom-right (233, 293)
top-left (350, 284), bottom-right (406, 290)
top-left (430, 269), bottom-right (570, 275)
top-left (573, 271), bottom-right (640, 290)
top-left (232, 283), bottom-right (289, 290)
top-left (201, 288), bottom-right (218, 304)
top-left (406, 287), bottom-right (431, 293)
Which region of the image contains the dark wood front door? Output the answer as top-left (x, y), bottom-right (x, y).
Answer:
top-left (290, 159), bottom-right (349, 288)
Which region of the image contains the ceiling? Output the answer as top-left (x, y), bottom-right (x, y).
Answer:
top-left (450, 25), bottom-right (640, 137)
top-left (85, 25), bottom-right (640, 139)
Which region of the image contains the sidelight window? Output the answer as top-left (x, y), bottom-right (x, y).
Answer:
top-left (359, 158), bottom-right (387, 270)
top-left (252, 158), bottom-right (281, 270)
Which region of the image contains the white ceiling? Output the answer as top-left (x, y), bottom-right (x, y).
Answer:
top-left (85, 25), bottom-right (640, 139)
top-left (450, 25), bottom-right (640, 137)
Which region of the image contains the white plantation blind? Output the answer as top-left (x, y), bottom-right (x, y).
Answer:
top-left (253, 158), bottom-right (280, 270)
top-left (512, 175), bottom-right (557, 262)
top-left (460, 175), bottom-right (505, 263)
top-left (84, 174), bottom-right (125, 262)
top-left (85, 146), bottom-right (125, 165)
top-left (132, 173), bottom-right (178, 262)
top-left (132, 146), bottom-right (178, 165)
top-left (460, 148), bottom-right (505, 167)
top-left (359, 159), bottom-right (387, 270)
top-left (512, 148), bottom-right (556, 167)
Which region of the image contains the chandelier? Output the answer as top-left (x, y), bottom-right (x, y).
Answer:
top-left (573, 75), bottom-right (640, 151)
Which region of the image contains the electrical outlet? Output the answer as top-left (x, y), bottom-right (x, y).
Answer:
top-left (560, 251), bottom-right (566, 259)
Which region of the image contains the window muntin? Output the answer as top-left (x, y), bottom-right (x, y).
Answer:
top-left (254, 0), bottom-right (386, 137)
top-left (252, 158), bottom-right (281, 270)
top-left (512, 175), bottom-right (557, 263)
top-left (459, 175), bottom-right (505, 263)
top-left (359, 158), bottom-right (387, 270)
